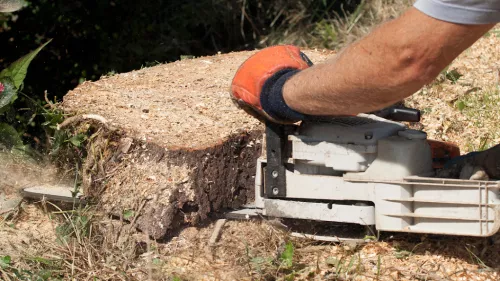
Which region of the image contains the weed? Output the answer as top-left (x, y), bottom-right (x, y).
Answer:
top-left (0, 254), bottom-right (64, 280)
top-left (434, 66), bottom-right (463, 85)
top-left (280, 241), bottom-right (295, 268)
top-left (445, 69), bottom-right (463, 84)
top-left (465, 246), bottom-right (492, 271)
top-left (376, 255), bottom-right (381, 280)
top-left (0, 40), bottom-right (52, 155)
top-left (123, 209), bottom-right (135, 220)
top-left (0, 255), bottom-right (11, 269)
top-left (394, 243), bottom-right (422, 260)
top-left (477, 136), bottom-right (491, 151)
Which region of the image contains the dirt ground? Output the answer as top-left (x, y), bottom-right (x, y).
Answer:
top-left (2, 23), bottom-right (500, 281)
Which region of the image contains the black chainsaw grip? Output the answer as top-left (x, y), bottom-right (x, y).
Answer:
top-left (371, 107), bottom-right (421, 122)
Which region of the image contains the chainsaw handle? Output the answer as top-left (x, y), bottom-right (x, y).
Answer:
top-left (371, 107), bottom-right (421, 122)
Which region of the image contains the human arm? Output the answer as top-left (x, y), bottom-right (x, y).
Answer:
top-left (282, 7), bottom-right (495, 116)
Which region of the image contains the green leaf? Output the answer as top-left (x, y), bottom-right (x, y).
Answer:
top-left (363, 235), bottom-right (377, 241)
top-left (0, 39), bottom-right (52, 89)
top-left (0, 122), bottom-right (23, 148)
top-left (123, 209), bottom-right (135, 219)
top-left (0, 255), bottom-right (11, 269)
top-left (0, 78), bottom-right (16, 111)
top-left (68, 134), bottom-right (86, 147)
top-left (394, 249), bottom-right (412, 259)
top-left (456, 100), bottom-right (466, 111)
top-left (280, 241), bottom-right (294, 268)
top-left (28, 256), bottom-right (55, 266)
top-left (445, 69), bottom-right (463, 84)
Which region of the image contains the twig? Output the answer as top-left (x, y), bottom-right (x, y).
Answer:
top-left (146, 230), bottom-right (152, 281)
top-left (44, 90), bottom-right (57, 110)
top-left (0, 268), bottom-right (13, 281)
top-left (130, 199), bottom-right (148, 227)
top-left (209, 219), bottom-right (227, 247)
top-left (57, 114), bottom-right (108, 130)
top-left (496, 68), bottom-right (500, 93)
top-left (0, 208), bottom-right (16, 216)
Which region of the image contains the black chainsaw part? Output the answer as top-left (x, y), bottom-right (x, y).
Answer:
top-left (371, 106), bottom-right (421, 122)
top-left (264, 122), bottom-right (291, 198)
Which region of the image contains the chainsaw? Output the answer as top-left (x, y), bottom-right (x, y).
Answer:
top-left (228, 106), bottom-right (500, 241)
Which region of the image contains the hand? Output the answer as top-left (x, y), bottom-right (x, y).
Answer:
top-left (437, 144), bottom-right (500, 180)
top-left (230, 45), bottom-right (312, 124)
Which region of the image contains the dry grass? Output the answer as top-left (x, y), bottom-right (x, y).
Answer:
top-left (3, 207), bottom-right (500, 280)
top-left (261, 0), bottom-right (413, 50)
top-left (0, 200), bottom-right (164, 281)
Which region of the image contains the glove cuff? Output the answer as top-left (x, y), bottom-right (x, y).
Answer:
top-left (260, 69), bottom-right (305, 123)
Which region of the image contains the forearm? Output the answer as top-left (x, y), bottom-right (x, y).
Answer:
top-left (283, 8), bottom-right (494, 116)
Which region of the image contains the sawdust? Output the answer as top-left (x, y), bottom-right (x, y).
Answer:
top-left (0, 151), bottom-right (72, 218)
top-left (0, 152), bottom-right (67, 194)
top-left (405, 25), bottom-right (500, 153)
top-left (62, 50), bottom-right (335, 149)
top-left (0, 204), bottom-right (57, 259)
top-left (157, 220), bottom-right (500, 280)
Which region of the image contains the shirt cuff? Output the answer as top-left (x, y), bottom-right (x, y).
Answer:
top-left (414, 0), bottom-right (500, 24)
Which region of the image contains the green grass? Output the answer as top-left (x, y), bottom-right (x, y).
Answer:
top-left (483, 29), bottom-right (500, 38)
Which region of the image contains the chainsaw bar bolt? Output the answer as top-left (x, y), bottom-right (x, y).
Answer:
top-left (272, 187), bottom-right (279, 195)
top-left (272, 170), bottom-right (279, 178)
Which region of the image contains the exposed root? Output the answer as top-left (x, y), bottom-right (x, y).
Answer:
top-left (57, 114), bottom-right (109, 130)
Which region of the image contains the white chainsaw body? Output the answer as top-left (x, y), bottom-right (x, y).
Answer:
top-left (239, 114), bottom-right (500, 237)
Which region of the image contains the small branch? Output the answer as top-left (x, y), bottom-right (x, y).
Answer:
top-left (44, 90), bottom-right (57, 110)
top-left (57, 114), bottom-right (108, 130)
top-left (130, 199), bottom-right (148, 227)
top-left (209, 219), bottom-right (227, 247)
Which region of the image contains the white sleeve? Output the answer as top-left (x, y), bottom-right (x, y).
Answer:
top-left (414, 0), bottom-right (500, 24)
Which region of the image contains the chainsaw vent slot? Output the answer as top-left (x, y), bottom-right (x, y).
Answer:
top-left (320, 117), bottom-right (377, 127)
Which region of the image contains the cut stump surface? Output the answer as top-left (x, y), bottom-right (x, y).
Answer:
top-left (62, 49), bottom-right (335, 239)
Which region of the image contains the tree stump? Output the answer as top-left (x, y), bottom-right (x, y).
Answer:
top-left (62, 49), bottom-right (335, 239)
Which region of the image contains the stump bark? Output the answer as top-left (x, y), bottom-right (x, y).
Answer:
top-left (62, 49), bottom-right (335, 239)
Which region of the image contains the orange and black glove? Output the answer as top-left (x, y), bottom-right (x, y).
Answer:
top-left (230, 45), bottom-right (313, 124)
